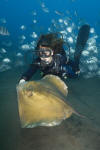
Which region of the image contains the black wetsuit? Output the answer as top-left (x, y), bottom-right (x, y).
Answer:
top-left (21, 54), bottom-right (78, 81)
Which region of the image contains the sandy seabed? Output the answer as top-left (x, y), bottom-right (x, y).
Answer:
top-left (0, 68), bottom-right (100, 150)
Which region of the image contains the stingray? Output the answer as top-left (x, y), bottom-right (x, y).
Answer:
top-left (17, 75), bottom-right (82, 128)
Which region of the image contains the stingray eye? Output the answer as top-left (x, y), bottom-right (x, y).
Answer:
top-left (27, 91), bottom-right (33, 97)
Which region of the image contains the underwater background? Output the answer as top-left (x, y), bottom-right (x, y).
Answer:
top-left (0, 0), bottom-right (100, 150)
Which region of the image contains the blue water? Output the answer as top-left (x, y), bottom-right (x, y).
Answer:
top-left (0, 0), bottom-right (100, 35)
top-left (0, 0), bottom-right (100, 76)
top-left (0, 0), bottom-right (100, 150)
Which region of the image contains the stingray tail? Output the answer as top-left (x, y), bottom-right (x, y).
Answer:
top-left (74, 110), bottom-right (87, 119)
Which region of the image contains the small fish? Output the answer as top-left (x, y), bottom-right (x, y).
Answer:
top-left (40, 1), bottom-right (49, 13)
top-left (0, 26), bottom-right (10, 36)
top-left (54, 10), bottom-right (64, 16)
top-left (42, 7), bottom-right (49, 13)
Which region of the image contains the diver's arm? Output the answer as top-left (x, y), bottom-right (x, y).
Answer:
top-left (21, 64), bottom-right (38, 81)
top-left (20, 58), bottom-right (40, 81)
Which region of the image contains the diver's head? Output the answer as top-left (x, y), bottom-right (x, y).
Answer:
top-left (38, 45), bottom-right (54, 64)
top-left (35, 33), bottom-right (64, 64)
top-left (36, 33), bottom-right (64, 53)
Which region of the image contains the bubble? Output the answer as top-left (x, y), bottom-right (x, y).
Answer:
top-left (67, 27), bottom-right (72, 33)
top-left (21, 44), bottom-right (30, 50)
top-left (58, 19), bottom-right (63, 23)
top-left (64, 20), bottom-right (68, 26)
top-left (31, 32), bottom-right (38, 38)
top-left (90, 28), bottom-right (95, 33)
top-left (33, 20), bottom-right (37, 23)
top-left (3, 58), bottom-right (11, 63)
top-left (67, 37), bottom-right (73, 43)
top-left (82, 50), bottom-right (89, 56)
top-left (20, 25), bottom-right (26, 30)
top-left (0, 48), bottom-right (6, 53)
top-left (16, 53), bottom-right (23, 57)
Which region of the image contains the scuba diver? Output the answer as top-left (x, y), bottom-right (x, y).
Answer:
top-left (19, 24), bottom-right (90, 83)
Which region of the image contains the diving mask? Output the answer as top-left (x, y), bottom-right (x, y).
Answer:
top-left (37, 48), bottom-right (53, 58)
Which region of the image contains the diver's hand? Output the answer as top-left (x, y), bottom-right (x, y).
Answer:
top-left (19, 79), bottom-right (26, 84)
top-left (75, 70), bottom-right (80, 75)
